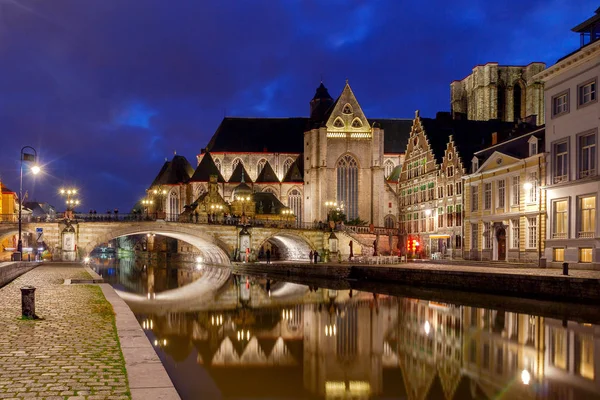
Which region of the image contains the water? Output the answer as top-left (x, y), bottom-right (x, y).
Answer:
top-left (90, 255), bottom-right (600, 399)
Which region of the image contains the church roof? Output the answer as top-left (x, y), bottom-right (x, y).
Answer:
top-left (254, 192), bottom-right (286, 214)
top-left (206, 117), bottom-right (308, 153)
top-left (374, 118), bottom-right (414, 154)
top-left (282, 157), bottom-right (303, 183)
top-left (229, 162), bottom-right (252, 183)
top-left (190, 153), bottom-right (225, 182)
top-left (312, 82), bottom-right (332, 101)
top-left (255, 162), bottom-right (280, 183)
top-left (149, 155), bottom-right (194, 186)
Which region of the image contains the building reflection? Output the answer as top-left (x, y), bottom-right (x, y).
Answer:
top-left (132, 278), bottom-right (600, 399)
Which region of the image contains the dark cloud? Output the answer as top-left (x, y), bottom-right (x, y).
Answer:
top-left (0, 0), bottom-right (596, 211)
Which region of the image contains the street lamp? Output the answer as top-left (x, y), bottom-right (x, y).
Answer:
top-left (17, 146), bottom-right (41, 259)
top-left (59, 188), bottom-right (81, 211)
top-left (237, 195), bottom-right (252, 224)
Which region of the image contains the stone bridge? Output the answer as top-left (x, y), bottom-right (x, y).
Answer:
top-left (0, 220), bottom-right (361, 262)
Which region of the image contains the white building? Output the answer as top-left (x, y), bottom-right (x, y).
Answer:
top-left (536, 9), bottom-right (600, 268)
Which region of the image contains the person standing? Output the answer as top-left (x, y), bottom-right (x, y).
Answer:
top-left (266, 248), bottom-right (271, 264)
top-left (309, 250), bottom-right (313, 263)
top-left (313, 250), bottom-right (319, 264)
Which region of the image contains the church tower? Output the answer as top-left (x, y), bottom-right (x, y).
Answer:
top-left (309, 82), bottom-right (334, 121)
top-left (304, 82), bottom-right (385, 225)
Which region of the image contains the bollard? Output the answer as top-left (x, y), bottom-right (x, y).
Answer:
top-left (562, 262), bottom-right (569, 276)
top-left (20, 286), bottom-right (36, 319)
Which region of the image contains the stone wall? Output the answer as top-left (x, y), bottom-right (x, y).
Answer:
top-left (0, 262), bottom-right (40, 288)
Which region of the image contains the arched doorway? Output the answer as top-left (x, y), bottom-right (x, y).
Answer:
top-left (496, 227), bottom-right (506, 261)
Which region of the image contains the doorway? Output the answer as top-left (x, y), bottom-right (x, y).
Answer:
top-left (497, 227), bottom-right (506, 261)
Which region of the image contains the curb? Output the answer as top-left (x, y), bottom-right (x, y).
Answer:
top-left (99, 284), bottom-right (181, 400)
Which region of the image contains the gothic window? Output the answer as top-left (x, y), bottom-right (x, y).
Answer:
top-left (232, 158), bottom-right (243, 171)
top-left (257, 159), bottom-right (267, 177)
top-left (384, 215), bottom-right (395, 228)
top-left (337, 154), bottom-right (359, 220)
top-left (342, 104), bottom-right (353, 114)
top-left (351, 118), bottom-right (363, 128)
top-left (384, 160), bottom-right (395, 178)
top-left (168, 191), bottom-right (179, 221)
top-left (283, 158), bottom-right (294, 177)
top-left (214, 158), bottom-right (221, 172)
top-left (333, 117), bottom-right (345, 128)
top-left (288, 188), bottom-right (302, 223)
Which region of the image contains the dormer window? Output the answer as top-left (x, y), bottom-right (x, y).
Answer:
top-left (351, 118), bottom-right (363, 128)
top-left (342, 104), bottom-right (353, 114)
top-left (528, 136), bottom-right (539, 157)
top-left (333, 117), bottom-right (344, 128)
top-left (472, 157), bottom-right (479, 173)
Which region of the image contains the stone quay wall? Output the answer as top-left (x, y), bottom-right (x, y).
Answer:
top-left (0, 262), bottom-right (40, 288)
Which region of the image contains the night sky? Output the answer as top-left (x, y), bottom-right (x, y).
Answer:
top-left (0, 0), bottom-right (596, 213)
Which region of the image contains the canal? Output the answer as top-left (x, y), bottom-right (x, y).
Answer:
top-left (90, 255), bottom-right (600, 399)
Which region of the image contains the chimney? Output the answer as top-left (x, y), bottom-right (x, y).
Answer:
top-left (491, 132), bottom-right (498, 145)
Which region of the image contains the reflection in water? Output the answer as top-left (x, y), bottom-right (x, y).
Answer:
top-left (92, 256), bottom-right (600, 399)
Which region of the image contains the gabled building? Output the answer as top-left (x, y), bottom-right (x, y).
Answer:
top-left (463, 126), bottom-right (546, 262)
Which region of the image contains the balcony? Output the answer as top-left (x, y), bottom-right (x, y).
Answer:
top-left (579, 169), bottom-right (596, 179)
top-left (552, 232), bottom-right (567, 239)
top-left (553, 175), bottom-right (567, 184)
top-left (578, 231), bottom-right (595, 238)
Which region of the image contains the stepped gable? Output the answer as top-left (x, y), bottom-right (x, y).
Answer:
top-left (253, 192), bottom-right (286, 214)
top-left (282, 156), bottom-right (303, 183)
top-left (149, 155), bottom-right (194, 186)
top-left (205, 117), bottom-right (308, 153)
top-left (255, 161), bottom-right (279, 183)
top-left (372, 119), bottom-right (414, 154)
top-left (229, 162), bottom-right (252, 183)
top-left (190, 153), bottom-right (225, 182)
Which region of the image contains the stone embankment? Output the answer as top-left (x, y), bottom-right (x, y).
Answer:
top-left (0, 261), bottom-right (40, 288)
top-left (230, 261), bottom-right (600, 303)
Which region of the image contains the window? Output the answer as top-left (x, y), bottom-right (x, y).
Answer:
top-left (578, 79), bottom-right (597, 107)
top-left (552, 91), bottom-right (569, 117)
top-left (512, 176), bottom-right (520, 205)
top-left (456, 204), bottom-right (462, 226)
top-left (579, 196), bottom-right (596, 238)
top-left (283, 158), bottom-right (294, 178)
top-left (384, 215), bottom-right (395, 229)
top-left (484, 183), bottom-right (492, 210)
top-left (471, 186), bottom-right (478, 211)
top-left (471, 223), bottom-right (478, 249)
top-left (438, 186), bottom-right (444, 198)
top-left (288, 188), bottom-right (302, 223)
top-left (232, 158), bottom-right (243, 172)
top-left (498, 180), bottom-right (505, 208)
top-left (447, 184), bottom-right (454, 197)
top-left (580, 248), bottom-right (593, 263)
top-left (554, 140), bottom-right (569, 183)
top-left (337, 154), bottom-right (359, 220)
top-left (447, 165), bottom-right (454, 177)
top-left (257, 159), bottom-right (267, 177)
top-left (529, 140), bottom-right (538, 157)
top-left (579, 132), bottom-right (596, 178)
top-left (438, 207), bottom-right (444, 228)
top-left (456, 181), bottom-right (462, 195)
top-left (168, 191), bottom-right (179, 221)
top-left (553, 199), bottom-right (569, 239)
top-left (511, 219), bottom-right (520, 248)
top-left (472, 158), bottom-right (479, 173)
top-left (214, 158), bottom-right (221, 172)
top-left (342, 103), bottom-right (353, 114)
top-left (527, 172), bottom-right (538, 203)
top-left (447, 206), bottom-right (453, 227)
top-left (553, 248), bottom-right (565, 262)
top-left (428, 184), bottom-right (434, 201)
top-left (333, 117), bottom-right (344, 128)
top-left (384, 160), bottom-right (395, 178)
top-left (528, 217), bottom-right (537, 248)
top-left (351, 118), bottom-right (363, 128)
top-left (483, 222), bottom-right (492, 249)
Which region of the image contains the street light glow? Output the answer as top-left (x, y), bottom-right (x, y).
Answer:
top-left (31, 165), bottom-right (41, 175)
top-left (521, 369), bottom-right (531, 385)
top-left (523, 182), bottom-right (533, 191)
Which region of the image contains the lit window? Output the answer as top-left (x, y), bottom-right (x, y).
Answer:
top-left (553, 199), bottom-right (568, 239)
top-left (552, 92), bottom-right (568, 116)
top-left (579, 248), bottom-right (593, 263)
top-left (553, 248), bottom-right (565, 262)
top-left (527, 172), bottom-right (537, 203)
top-left (579, 196), bottom-right (596, 238)
top-left (579, 80), bottom-right (597, 106)
top-left (512, 176), bottom-right (520, 205)
top-left (579, 133), bottom-right (596, 178)
top-left (337, 154), bottom-right (358, 220)
top-left (384, 160), bottom-right (395, 178)
top-left (288, 188), bottom-right (302, 223)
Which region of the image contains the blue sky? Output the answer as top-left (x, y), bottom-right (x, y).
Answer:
top-left (0, 0), bottom-right (596, 211)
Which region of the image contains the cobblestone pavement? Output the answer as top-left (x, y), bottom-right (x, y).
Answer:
top-left (0, 263), bottom-right (130, 400)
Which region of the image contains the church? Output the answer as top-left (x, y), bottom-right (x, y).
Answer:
top-left (145, 62), bottom-right (546, 237)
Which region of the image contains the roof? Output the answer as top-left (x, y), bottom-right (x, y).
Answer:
top-left (1, 183), bottom-right (16, 194)
top-left (572, 7), bottom-right (600, 33)
top-left (254, 192), bottom-right (287, 214)
top-left (205, 117), bottom-right (309, 153)
top-left (255, 161), bottom-right (280, 183)
top-left (374, 119), bottom-right (414, 154)
top-left (474, 126), bottom-right (545, 162)
top-left (149, 155), bottom-right (194, 186)
top-left (190, 153), bottom-right (225, 183)
top-left (229, 162), bottom-right (252, 183)
top-left (282, 156), bottom-right (303, 183)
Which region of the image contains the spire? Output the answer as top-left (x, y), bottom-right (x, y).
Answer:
top-left (241, 170), bottom-right (245, 183)
top-left (310, 81), bottom-right (334, 121)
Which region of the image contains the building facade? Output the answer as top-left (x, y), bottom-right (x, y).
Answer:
top-left (536, 9), bottom-right (600, 268)
top-left (463, 128), bottom-right (546, 262)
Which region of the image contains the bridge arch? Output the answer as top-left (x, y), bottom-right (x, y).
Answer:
top-left (256, 230), bottom-right (316, 261)
top-left (79, 222), bottom-right (233, 265)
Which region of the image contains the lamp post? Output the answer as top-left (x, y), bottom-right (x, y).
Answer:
top-left (210, 204), bottom-right (224, 223)
top-left (17, 146), bottom-right (41, 259)
top-left (237, 195), bottom-right (251, 225)
top-left (150, 187), bottom-right (168, 218)
top-left (142, 199), bottom-right (154, 218)
top-left (59, 188), bottom-right (80, 219)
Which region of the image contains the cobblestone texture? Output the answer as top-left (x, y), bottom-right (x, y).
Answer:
top-left (0, 263), bottom-right (130, 399)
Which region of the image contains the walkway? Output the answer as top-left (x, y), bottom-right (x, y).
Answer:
top-left (0, 263), bottom-right (129, 399)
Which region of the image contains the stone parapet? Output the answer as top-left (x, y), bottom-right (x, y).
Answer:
top-left (0, 261), bottom-right (40, 288)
